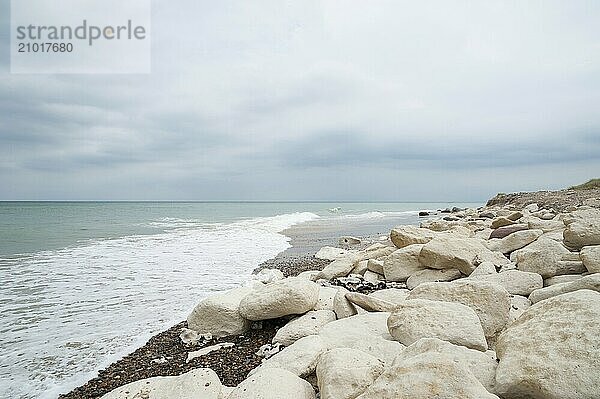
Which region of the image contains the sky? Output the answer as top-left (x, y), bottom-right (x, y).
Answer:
top-left (0, 0), bottom-right (599, 201)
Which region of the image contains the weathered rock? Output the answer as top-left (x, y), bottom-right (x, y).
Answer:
top-left (527, 218), bottom-right (564, 232)
top-left (418, 236), bottom-right (509, 275)
top-left (316, 348), bottom-right (384, 399)
top-left (496, 290), bottom-right (600, 399)
top-left (252, 268), bottom-right (284, 284)
top-left (333, 287), bottom-right (357, 319)
top-left (389, 226), bottom-right (436, 248)
top-left (408, 280), bottom-right (511, 340)
top-left (368, 288), bottom-right (409, 303)
top-left (315, 246), bottom-right (355, 261)
top-left (313, 286), bottom-right (338, 311)
top-left (363, 270), bottom-right (384, 284)
top-left (366, 259), bottom-right (384, 274)
top-left (100, 368), bottom-right (222, 399)
top-left (529, 273), bottom-right (600, 303)
top-left (563, 210), bottom-right (600, 250)
top-left (491, 217), bottom-right (515, 229)
top-left (256, 335), bottom-right (327, 377)
top-left (351, 260), bottom-right (368, 275)
top-left (509, 295), bottom-right (531, 323)
top-left (388, 299), bottom-right (488, 351)
top-left (383, 244), bottom-right (426, 281)
top-left (396, 338), bottom-right (498, 394)
top-left (297, 270), bottom-right (320, 281)
top-left (406, 268), bottom-right (462, 289)
top-left (239, 278), bottom-right (319, 321)
top-left (523, 203), bottom-right (539, 212)
top-left (507, 211), bottom-right (523, 221)
top-left (356, 350), bottom-right (499, 399)
top-left (581, 245), bottom-right (600, 273)
top-left (273, 310), bottom-right (336, 346)
top-left (543, 274), bottom-right (583, 287)
top-left (187, 287), bottom-right (252, 338)
top-left (316, 254), bottom-right (361, 280)
top-left (346, 292), bottom-right (397, 312)
top-left (319, 313), bottom-right (404, 364)
top-left (228, 368), bottom-right (315, 399)
top-left (339, 236), bottom-right (361, 246)
top-left (488, 229), bottom-right (543, 254)
top-left (513, 237), bottom-right (575, 278)
top-left (186, 343), bottom-right (234, 363)
top-left (489, 224), bottom-right (529, 239)
top-left (470, 261), bottom-right (497, 277)
top-left (470, 270), bottom-right (543, 296)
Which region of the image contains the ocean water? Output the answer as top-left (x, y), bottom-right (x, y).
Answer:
top-left (0, 201), bottom-right (478, 398)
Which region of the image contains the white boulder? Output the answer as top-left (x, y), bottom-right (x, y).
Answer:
top-left (509, 295), bottom-right (531, 323)
top-left (273, 310), bottom-right (336, 346)
top-left (256, 335), bottom-right (327, 377)
top-left (187, 287), bottom-right (252, 338)
top-left (529, 273), bottom-right (600, 303)
top-left (383, 244), bottom-right (426, 282)
top-left (345, 292), bottom-right (397, 312)
top-left (316, 254), bottom-right (360, 280)
top-left (228, 368), bottom-right (315, 399)
top-left (313, 286), bottom-right (338, 311)
top-left (488, 229), bottom-right (543, 254)
top-left (389, 226), bottom-right (437, 248)
top-left (581, 245), bottom-right (600, 273)
top-left (469, 269), bottom-right (543, 296)
top-left (368, 288), bottom-right (409, 303)
top-left (512, 237), bottom-right (576, 278)
top-left (333, 287), bottom-right (358, 319)
top-left (406, 268), bottom-right (462, 290)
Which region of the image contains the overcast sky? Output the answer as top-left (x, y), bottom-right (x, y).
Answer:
top-left (1, 0), bottom-right (599, 201)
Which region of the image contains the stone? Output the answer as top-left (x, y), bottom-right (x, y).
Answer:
top-left (100, 368), bottom-right (222, 399)
top-left (581, 245), bottom-right (600, 273)
top-left (470, 269), bottom-right (543, 296)
top-left (383, 244), bottom-right (426, 281)
top-left (543, 274), bottom-right (583, 287)
top-left (368, 288), bottom-right (409, 303)
top-left (316, 254), bottom-right (361, 280)
top-left (315, 246), bottom-right (354, 261)
top-left (406, 268), bottom-right (462, 289)
top-left (228, 368), bottom-right (315, 399)
top-left (297, 270), bottom-right (320, 281)
top-left (351, 260), bottom-right (368, 275)
top-left (507, 211), bottom-right (523, 221)
top-left (186, 343), bottom-right (234, 363)
top-left (389, 226), bottom-right (436, 248)
top-left (366, 259), bottom-right (384, 274)
top-left (333, 287), bottom-right (357, 319)
top-left (509, 295), bottom-right (531, 323)
top-left (489, 224), bottom-right (529, 239)
top-left (187, 287), bottom-right (252, 338)
top-left (563, 212), bottom-right (600, 250)
top-left (523, 203), bottom-right (539, 212)
top-left (356, 350), bottom-right (499, 399)
top-left (513, 237), bottom-right (575, 278)
top-left (355, 245), bottom-right (395, 263)
top-left (529, 273), bottom-right (600, 303)
top-left (363, 270), bottom-right (384, 284)
top-left (527, 218), bottom-right (564, 232)
top-left (273, 310), bottom-right (336, 346)
top-left (491, 217), bottom-right (515, 229)
top-left (316, 348), bottom-right (384, 399)
top-left (251, 268), bottom-right (284, 284)
top-left (470, 261), bottom-right (497, 277)
top-left (396, 338), bottom-right (498, 394)
top-left (319, 313), bottom-right (405, 364)
top-left (339, 236), bottom-right (361, 246)
top-left (408, 280), bottom-right (510, 340)
top-left (313, 286), bottom-right (338, 311)
top-left (418, 236), bottom-right (509, 275)
top-left (488, 229), bottom-right (543, 254)
top-left (388, 299), bottom-right (487, 351)
top-left (256, 335), bottom-right (327, 377)
top-left (495, 290), bottom-right (600, 399)
top-left (346, 292), bottom-right (397, 312)
top-left (239, 278), bottom-right (319, 321)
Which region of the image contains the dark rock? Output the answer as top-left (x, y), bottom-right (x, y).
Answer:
top-left (418, 211), bottom-right (430, 217)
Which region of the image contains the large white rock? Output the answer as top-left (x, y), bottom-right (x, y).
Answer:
top-left (228, 368), bottom-right (315, 399)
top-left (488, 229), bottom-right (543, 254)
top-left (256, 335), bottom-right (327, 377)
top-left (346, 292), bottom-right (397, 312)
top-left (316, 348), bottom-right (384, 399)
top-left (318, 312), bottom-right (404, 364)
top-left (313, 286), bottom-right (338, 311)
top-left (396, 338), bottom-right (498, 394)
top-left (383, 244), bottom-right (426, 282)
top-left (509, 295), bottom-right (531, 323)
top-left (315, 246), bottom-right (355, 261)
top-left (408, 280), bottom-right (510, 341)
top-left (316, 254), bottom-right (360, 280)
top-left (100, 368), bottom-right (222, 399)
top-left (251, 268), bottom-right (284, 284)
top-left (563, 209), bottom-right (600, 250)
top-left (513, 237), bottom-right (583, 278)
top-left (273, 310), bottom-right (336, 346)
top-left (187, 287), bottom-right (252, 338)
top-left (470, 261), bottom-right (497, 277)
top-left (238, 278), bottom-right (319, 321)
top-left (581, 245), bottom-right (600, 273)
top-left (528, 273), bottom-right (600, 303)
top-left (418, 236), bottom-right (509, 275)
top-left (388, 299), bottom-right (487, 351)
top-left (355, 350), bottom-right (499, 399)
top-left (366, 259), bottom-right (384, 274)
top-left (469, 269), bottom-right (543, 296)
top-left (406, 268), bottom-right (462, 289)
top-left (333, 287), bottom-right (358, 319)
top-left (368, 288), bottom-right (409, 303)
top-left (389, 225), bottom-right (437, 248)
top-left (544, 274), bottom-right (583, 286)
top-left (496, 290), bottom-right (600, 399)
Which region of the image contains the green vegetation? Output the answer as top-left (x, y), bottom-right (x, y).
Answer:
top-left (570, 179), bottom-right (600, 190)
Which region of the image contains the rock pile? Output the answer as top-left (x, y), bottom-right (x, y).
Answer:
top-left (102, 203), bottom-right (600, 399)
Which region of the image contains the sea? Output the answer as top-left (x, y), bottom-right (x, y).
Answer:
top-left (0, 201), bottom-right (479, 398)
